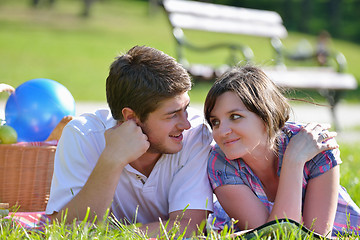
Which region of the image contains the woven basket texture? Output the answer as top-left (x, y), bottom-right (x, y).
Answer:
top-left (0, 144), bottom-right (56, 212)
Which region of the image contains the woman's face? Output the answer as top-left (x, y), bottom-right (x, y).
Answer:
top-left (209, 91), bottom-right (269, 160)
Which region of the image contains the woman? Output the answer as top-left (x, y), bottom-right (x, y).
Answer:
top-left (205, 65), bottom-right (360, 237)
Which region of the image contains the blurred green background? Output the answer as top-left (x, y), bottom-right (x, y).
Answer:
top-left (0, 0), bottom-right (359, 105)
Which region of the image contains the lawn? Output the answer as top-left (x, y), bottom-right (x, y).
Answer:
top-left (1, 0), bottom-right (360, 238)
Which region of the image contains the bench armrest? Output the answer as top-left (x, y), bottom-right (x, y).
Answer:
top-left (271, 37), bottom-right (347, 73)
top-left (173, 28), bottom-right (254, 67)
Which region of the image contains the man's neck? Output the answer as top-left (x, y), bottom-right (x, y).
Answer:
top-left (129, 152), bottom-right (162, 177)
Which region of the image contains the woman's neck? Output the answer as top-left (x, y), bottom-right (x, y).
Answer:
top-left (242, 145), bottom-right (279, 201)
top-left (243, 143), bottom-right (277, 171)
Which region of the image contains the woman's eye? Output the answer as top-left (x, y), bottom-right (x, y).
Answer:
top-left (230, 114), bottom-right (242, 120)
top-left (210, 119), bottom-right (220, 127)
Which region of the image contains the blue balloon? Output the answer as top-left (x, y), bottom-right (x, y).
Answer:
top-left (5, 78), bottom-right (75, 142)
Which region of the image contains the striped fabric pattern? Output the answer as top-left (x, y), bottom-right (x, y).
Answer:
top-left (208, 122), bottom-right (360, 237)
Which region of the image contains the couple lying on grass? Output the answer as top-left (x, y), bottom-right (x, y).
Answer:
top-left (45, 45), bottom-right (360, 238)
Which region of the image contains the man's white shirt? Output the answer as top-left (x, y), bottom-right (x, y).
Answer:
top-left (46, 107), bottom-right (213, 223)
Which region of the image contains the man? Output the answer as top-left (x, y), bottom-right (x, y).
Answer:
top-left (46, 46), bottom-right (213, 237)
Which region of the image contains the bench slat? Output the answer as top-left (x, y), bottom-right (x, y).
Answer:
top-left (263, 67), bottom-right (358, 90)
top-left (169, 13), bottom-right (287, 38)
top-left (164, 0), bottom-right (287, 38)
top-left (188, 65), bottom-right (357, 90)
top-left (164, 0), bottom-right (283, 24)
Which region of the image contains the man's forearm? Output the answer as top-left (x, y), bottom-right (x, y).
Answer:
top-left (50, 154), bottom-right (126, 223)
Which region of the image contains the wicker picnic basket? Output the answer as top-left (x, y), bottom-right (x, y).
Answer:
top-left (0, 144), bottom-right (56, 212)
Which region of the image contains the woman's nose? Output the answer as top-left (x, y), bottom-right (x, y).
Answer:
top-left (218, 122), bottom-right (232, 136)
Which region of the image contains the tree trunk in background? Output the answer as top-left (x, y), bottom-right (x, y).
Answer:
top-left (328, 0), bottom-right (341, 37)
top-left (283, 0), bottom-right (294, 30)
top-left (31, 0), bottom-right (55, 7)
top-left (356, 1), bottom-right (360, 42)
top-left (300, 0), bottom-right (311, 33)
top-left (31, 0), bottom-right (40, 6)
top-left (82, 0), bottom-right (94, 18)
top-left (148, 0), bottom-right (162, 16)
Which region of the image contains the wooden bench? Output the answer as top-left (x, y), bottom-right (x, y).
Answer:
top-left (162, 0), bottom-right (286, 77)
top-left (162, 0), bottom-right (357, 130)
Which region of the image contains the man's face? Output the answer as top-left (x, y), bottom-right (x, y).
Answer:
top-left (138, 92), bottom-right (191, 154)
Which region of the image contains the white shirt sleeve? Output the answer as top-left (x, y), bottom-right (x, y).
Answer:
top-left (45, 115), bottom-right (107, 215)
top-left (168, 121), bottom-right (214, 213)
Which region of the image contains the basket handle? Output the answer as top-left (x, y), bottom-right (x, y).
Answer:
top-left (0, 84), bottom-right (15, 94)
top-left (0, 203), bottom-right (9, 209)
top-left (0, 203), bottom-right (9, 218)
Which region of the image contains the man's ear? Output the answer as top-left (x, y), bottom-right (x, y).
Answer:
top-left (122, 107), bottom-right (140, 123)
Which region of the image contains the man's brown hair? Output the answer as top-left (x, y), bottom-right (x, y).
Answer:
top-left (106, 46), bottom-right (191, 122)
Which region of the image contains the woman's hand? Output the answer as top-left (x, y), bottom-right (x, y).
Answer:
top-left (268, 123), bottom-right (338, 224)
top-left (283, 123), bottom-right (338, 167)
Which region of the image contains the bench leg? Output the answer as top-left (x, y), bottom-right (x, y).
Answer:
top-left (330, 104), bottom-right (340, 132)
top-left (320, 89), bottom-right (342, 131)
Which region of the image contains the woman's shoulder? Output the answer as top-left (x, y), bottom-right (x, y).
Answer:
top-left (208, 144), bottom-right (248, 171)
top-left (209, 144), bottom-right (228, 162)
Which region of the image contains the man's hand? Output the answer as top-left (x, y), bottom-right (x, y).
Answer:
top-left (102, 120), bottom-right (150, 167)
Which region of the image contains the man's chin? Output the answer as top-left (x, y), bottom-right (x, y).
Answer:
top-left (147, 143), bottom-right (183, 155)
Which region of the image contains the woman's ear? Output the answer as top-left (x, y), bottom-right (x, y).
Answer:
top-left (122, 107), bottom-right (140, 123)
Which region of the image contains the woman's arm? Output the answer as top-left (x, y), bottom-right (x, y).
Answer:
top-left (214, 184), bottom-right (270, 230)
top-left (268, 157), bottom-right (304, 223)
top-left (269, 124), bottom-right (339, 224)
top-left (215, 158), bottom-right (309, 230)
top-left (214, 163), bottom-right (306, 231)
top-left (303, 165), bottom-right (339, 236)
top-left (215, 124), bottom-right (339, 231)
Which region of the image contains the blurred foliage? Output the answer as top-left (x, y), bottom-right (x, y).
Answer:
top-left (208, 0), bottom-right (360, 44)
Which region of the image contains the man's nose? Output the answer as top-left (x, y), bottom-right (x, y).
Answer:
top-left (178, 111), bottom-right (191, 130)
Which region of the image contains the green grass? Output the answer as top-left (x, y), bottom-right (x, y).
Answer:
top-left (1, 207), bottom-right (360, 239)
top-left (0, 1), bottom-right (359, 238)
top-left (337, 142), bottom-right (360, 205)
top-left (0, 0), bottom-right (359, 103)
